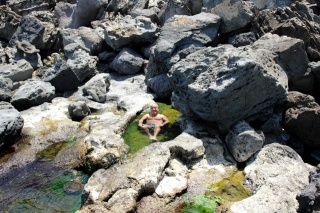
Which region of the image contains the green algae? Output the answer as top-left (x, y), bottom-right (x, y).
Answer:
top-left (210, 170), bottom-right (250, 202)
top-left (123, 102), bottom-right (182, 154)
top-left (36, 141), bottom-right (72, 160)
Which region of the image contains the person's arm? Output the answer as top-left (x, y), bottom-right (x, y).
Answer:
top-left (138, 114), bottom-right (148, 127)
top-left (160, 115), bottom-right (170, 126)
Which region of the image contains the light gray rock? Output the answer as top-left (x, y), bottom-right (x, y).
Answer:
top-left (70, 0), bottom-right (108, 28)
top-left (146, 12), bottom-right (220, 80)
top-left (11, 80), bottom-right (55, 110)
top-left (60, 27), bottom-right (105, 56)
top-left (157, 0), bottom-right (191, 25)
top-left (169, 45), bottom-right (288, 131)
top-left (66, 49), bottom-right (98, 81)
top-left (248, 0), bottom-right (296, 9)
top-left (0, 101), bottom-right (24, 149)
top-left (106, 188), bottom-right (139, 213)
top-left (101, 15), bottom-right (158, 50)
top-left (155, 159), bottom-right (188, 198)
top-left (0, 76), bottom-right (13, 101)
top-left (110, 48), bottom-right (145, 75)
top-left (0, 59), bottom-right (33, 82)
top-left (165, 132), bottom-right (205, 162)
top-left (82, 73), bottom-right (111, 103)
top-left (210, 0), bottom-right (255, 34)
top-left (230, 143), bottom-right (310, 213)
top-left (82, 143), bottom-right (170, 204)
top-left (54, 2), bottom-right (76, 28)
top-left (252, 33), bottom-right (309, 82)
top-left (6, 0), bottom-right (51, 15)
top-left (225, 121), bottom-right (265, 162)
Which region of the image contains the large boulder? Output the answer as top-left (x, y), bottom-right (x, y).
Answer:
top-left (169, 45), bottom-right (288, 131)
top-left (54, 2), bottom-right (76, 28)
top-left (11, 80), bottom-right (55, 110)
top-left (230, 143), bottom-right (311, 212)
top-left (283, 91), bottom-right (320, 148)
top-left (147, 12), bottom-right (221, 79)
top-left (100, 15), bottom-right (158, 51)
top-left (0, 102), bottom-right (24, 149)
top-left (60, 27), bottom-right (105, 56)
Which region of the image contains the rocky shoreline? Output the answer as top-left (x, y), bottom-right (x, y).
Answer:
top-left (1, 0), bottom-right (320, 212)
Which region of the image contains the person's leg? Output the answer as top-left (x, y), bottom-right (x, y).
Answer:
top-left (141, 125), bottom-right (153, 139)
top-left (152, 125), bottom-right (161, 141)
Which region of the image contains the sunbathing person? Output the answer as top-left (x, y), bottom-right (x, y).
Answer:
top-left (138, 103), bottom-right (170, 141)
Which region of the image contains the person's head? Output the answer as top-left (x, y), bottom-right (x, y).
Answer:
top-left (150, 103), bottom-right (159, 115)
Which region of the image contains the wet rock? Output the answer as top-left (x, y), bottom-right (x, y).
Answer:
top-left (110, 48), bottom-right (145, 75)
top-left (11, 80), bottom-right (55, 110)
top-left (82, 73), bottom-right (111, 103)
top-left (225, 121), bottom-right (264, 162)
top-left (169, 45), bottom-right (288, 131)
top-left (0, 101), bottom-right (24, 149)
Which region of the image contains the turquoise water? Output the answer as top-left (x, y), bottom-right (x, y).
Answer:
top-left (0, 160), bottom-right (88, 213)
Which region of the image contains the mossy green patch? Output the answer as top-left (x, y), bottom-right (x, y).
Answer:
top-left (210, 170), bottom-right (250, 202)
top-left (36, 141), bottom-right (72, 160)
top-left (123, 102), bottom-right (182, 154)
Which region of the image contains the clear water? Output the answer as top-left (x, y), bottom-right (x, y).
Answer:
top-left (0, 160), bottom-right (88, 213)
